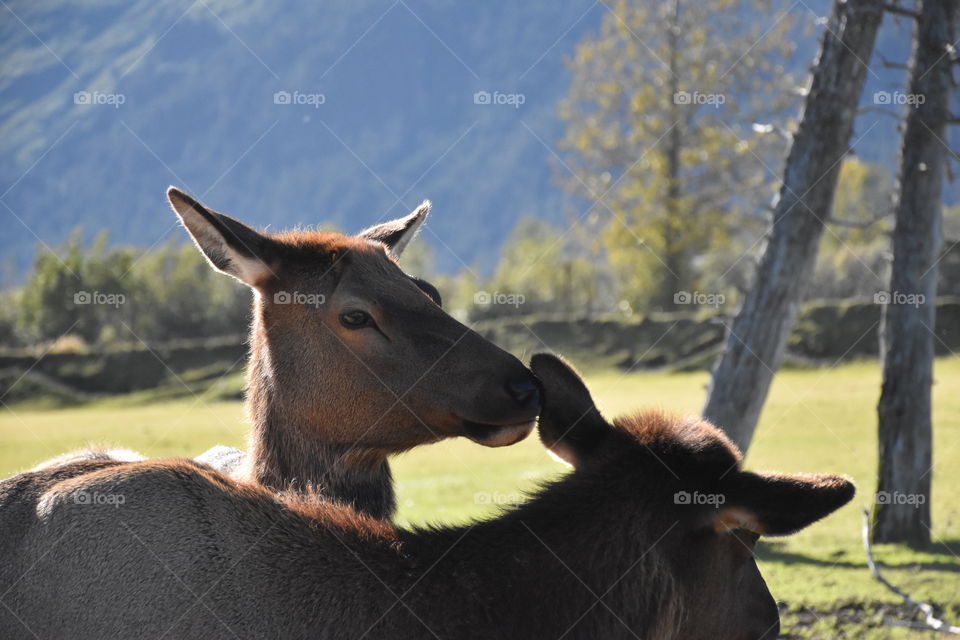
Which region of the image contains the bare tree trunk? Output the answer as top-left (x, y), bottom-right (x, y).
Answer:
top-left (702, 0), bottom-right (884, 451)
top-left (874, 0), bottom-right (955, 546)
top-left (661, 0), bottom-right (686, 312)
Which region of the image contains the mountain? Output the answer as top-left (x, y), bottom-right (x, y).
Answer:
top-left (0, 0), bottom-right (942, 277)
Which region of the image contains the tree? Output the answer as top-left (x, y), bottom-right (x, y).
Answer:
top-left (471, 218), bottom-right (611, 320)
top-left (807, 157), bottom-right (893, 301)
top-left (874, 0), bottom-right (957, 546)
top-left (939, 203), bottom-right (960, 298)
top-left (136, 243), bottom-right (249, 342)
top-left (702, 0), bottom-right (885, 451)
top-left (15, 233), bottom-right (252, 347)
top-left (397, 239), bottom-right (438, 282)
top-left (558, 0), bottom-right (800, 310)
top-left (18, 232), bottom-right (87, 343)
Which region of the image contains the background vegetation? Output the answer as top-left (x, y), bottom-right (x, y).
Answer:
top-left (1, 174), bottom-right (958, 353)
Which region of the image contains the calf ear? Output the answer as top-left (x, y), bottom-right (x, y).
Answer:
top-left (712, 472), bottom-right (855, 536)
top-left (167, 187), bottom-right (277, 288)
top-left (359, 201), bottom-right (430, 258)
top-left (530, 354), bottom-right (609, 467)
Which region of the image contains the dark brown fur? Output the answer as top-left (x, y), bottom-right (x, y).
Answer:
top-left (0, 355), bottom-right (853, 639)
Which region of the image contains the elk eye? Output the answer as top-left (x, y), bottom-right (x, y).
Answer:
top-left (339, 310), bottom-right (371, 329)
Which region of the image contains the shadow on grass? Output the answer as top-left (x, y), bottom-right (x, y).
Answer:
top-left (758, 538), bottom-right (960, 573)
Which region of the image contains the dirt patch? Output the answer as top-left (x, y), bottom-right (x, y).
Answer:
top-left (779, 601), bottom-right (960, 639)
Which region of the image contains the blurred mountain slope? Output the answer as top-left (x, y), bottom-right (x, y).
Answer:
top-left (0, 0), bottom-right (932, 276)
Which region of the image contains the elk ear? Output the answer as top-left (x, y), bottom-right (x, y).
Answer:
top-left (712, 472), bottom-right (855, 536)
top-left (167, 187), bottom-right (276, 288)
top-left (530, 353), bottom-right (609, 467)
top-left (358, 200), bottom-right (430, 257)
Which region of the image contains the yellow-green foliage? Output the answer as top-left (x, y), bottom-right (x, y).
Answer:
top-left (558, 0), bottom-right (800, 309)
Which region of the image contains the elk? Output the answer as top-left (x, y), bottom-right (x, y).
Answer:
top-left (36, 187), bottom-right (541, 521)
top-left (0, 354), bottom-right (853, 639)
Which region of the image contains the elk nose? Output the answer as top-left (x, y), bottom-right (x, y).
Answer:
top-left (505, 379), bottom-right (540, 410)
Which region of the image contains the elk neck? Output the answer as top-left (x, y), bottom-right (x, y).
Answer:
top-left (241, 308), bottom-right (396, 520)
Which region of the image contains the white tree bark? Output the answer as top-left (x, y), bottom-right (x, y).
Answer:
top-left (703, 0), bottom-right (884, 451)
top-left (874, 0), bottom-right (956, 546)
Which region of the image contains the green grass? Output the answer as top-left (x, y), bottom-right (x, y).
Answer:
top-left (2, 358), bottom-right (958, 639)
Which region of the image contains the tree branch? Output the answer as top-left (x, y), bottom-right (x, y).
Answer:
top-left (861, 509), bottom-right (960, 634)
top-left (857, 106), bottom-right (902, 120)
top-left (881, 3), bottom-right (921, 19)
top-left (829, 214), bottom-right (889, 229)
top-left (880, 54), bottom-right (912, 70)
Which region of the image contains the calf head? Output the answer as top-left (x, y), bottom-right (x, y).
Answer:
top-left (167, 187), bottom-right (540, 452)
top-left (531, 353), bottom-right (855, 640)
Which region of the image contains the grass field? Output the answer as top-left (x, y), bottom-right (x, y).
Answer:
top-left (2, 358), bottom-right (958, 638)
